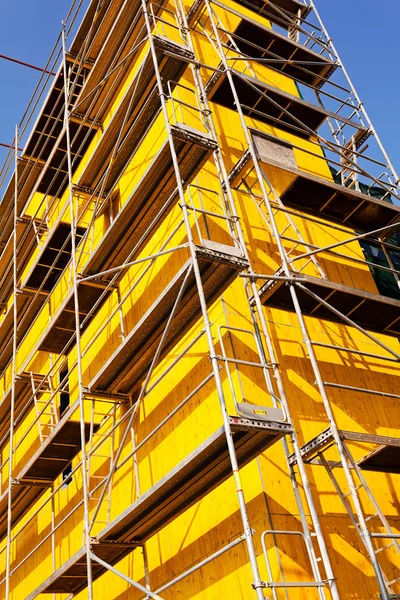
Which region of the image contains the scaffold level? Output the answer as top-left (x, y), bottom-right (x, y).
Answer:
top-left (26, 416), bottom-right (292, 598)
top-left (0, 0), bottom-right (399, 598)
top-left (89, 247), bottom-right (249, 393)
top-left (254, 273), bottom-right (400, 336)
top-left (0, 401), bottom-right (95, 540)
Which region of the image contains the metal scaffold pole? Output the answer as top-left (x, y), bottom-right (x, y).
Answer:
top-left (61, 21), bottom-right (94, 599)
top-left (4, 125), bottom-right (19, 600)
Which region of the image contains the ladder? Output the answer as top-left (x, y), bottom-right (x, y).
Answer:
top-left (87, 399), bottom-right (117, 530)
top-left (216, 322), bottom-right (332, 599)
top-left (319, 445), bottom-right (400, 600)
top-left (31, 372), bottom-right (57, 443)
top-left (261, 529), bottom-right (329, 598)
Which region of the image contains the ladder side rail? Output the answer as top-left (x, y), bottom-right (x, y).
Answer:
top-left (62, 23), bottom-right (94, 598)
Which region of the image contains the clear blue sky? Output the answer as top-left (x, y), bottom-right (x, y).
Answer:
top-left (0, 0), bottom-right (399, 171)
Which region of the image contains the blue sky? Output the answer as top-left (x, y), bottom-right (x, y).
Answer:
top-left (0, 0), bottom-right (399, 172)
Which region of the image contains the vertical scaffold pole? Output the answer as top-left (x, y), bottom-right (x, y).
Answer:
top-left (61, 22), bottom-right (94, 600)
top-left (141, 2), bottom-right (265, 596)
top-left (5, 124), bottom-right (19, 600)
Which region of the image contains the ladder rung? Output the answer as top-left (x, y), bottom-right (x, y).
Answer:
top-left (342, 484), bottom-right (363, 498)
top-left (374, 542), bottom-right (396, 554)
top-left (261, 581), bottom-right (327, 588)
top-left (365, 513), bottom-right (379, 522)
top-left (370, 533), bottom-right (400, 539)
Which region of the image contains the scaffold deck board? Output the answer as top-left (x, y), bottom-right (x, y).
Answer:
top-left (206, 69), bottom-right (357, 136)
top-left (38, 281), bottom-right (109, 354)
top-left (18, 407), bottom-right (97, 483)
top-left (255, 272), bottom-right (400, 336)
top-left (79, 37), bottom-right (194, 192)
top-left (231, 17), bottom-right (336, 88)
top-left (69, 0), bottom-right (125, 63)
top-left (89, 246), bottom-right (248, 394)
top-left (234, 0), bottom-right (310, 29)
top-left (75, 0), bottom-right (176, 119)
top-left (81, 129), bottom-right (217, 280)
top-left (280, 168), bottom-right (397, 232)
top-left (289, 427), bottom-right (400, 469)
top-left (22, 59), bottom-right (96, 197)
top-left (228, 131), bottom-right (399, 234)
top-left (359, 445), bottom-right (400, 474)
top-left (26, 416), bottom-right (293, 598)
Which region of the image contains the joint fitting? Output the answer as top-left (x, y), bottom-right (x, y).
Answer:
top-left (252, 581), bottom-right (266, 590)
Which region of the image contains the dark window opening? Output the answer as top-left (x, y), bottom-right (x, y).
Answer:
top-left (62, 462), bottom-right (73, 487)
top-left (59, 366), bottom-right (70, 416)
top-left (59, 366), bottom-right (73, 486)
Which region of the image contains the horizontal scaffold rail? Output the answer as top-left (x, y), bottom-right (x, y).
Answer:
top-left (0, 372), bottom-right (48, 442)
top-left (26, 416), bottom-right (293, 598)
top-left (89, 246), bottom-right (248, 394)
top-left (78, 37), bottom-right (195, 193)
top-left (33, 280), bottom-right (110, 355)
top-left (81, 128), bottom-right (217, 279)
top-left (206, 69), bottom-right (363, 137)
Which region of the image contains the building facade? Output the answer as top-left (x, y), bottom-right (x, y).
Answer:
top-left (0, 0), bottom-right (399, 598)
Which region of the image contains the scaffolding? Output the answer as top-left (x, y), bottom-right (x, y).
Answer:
top-left (0, 0), bottom-right (399, 598)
